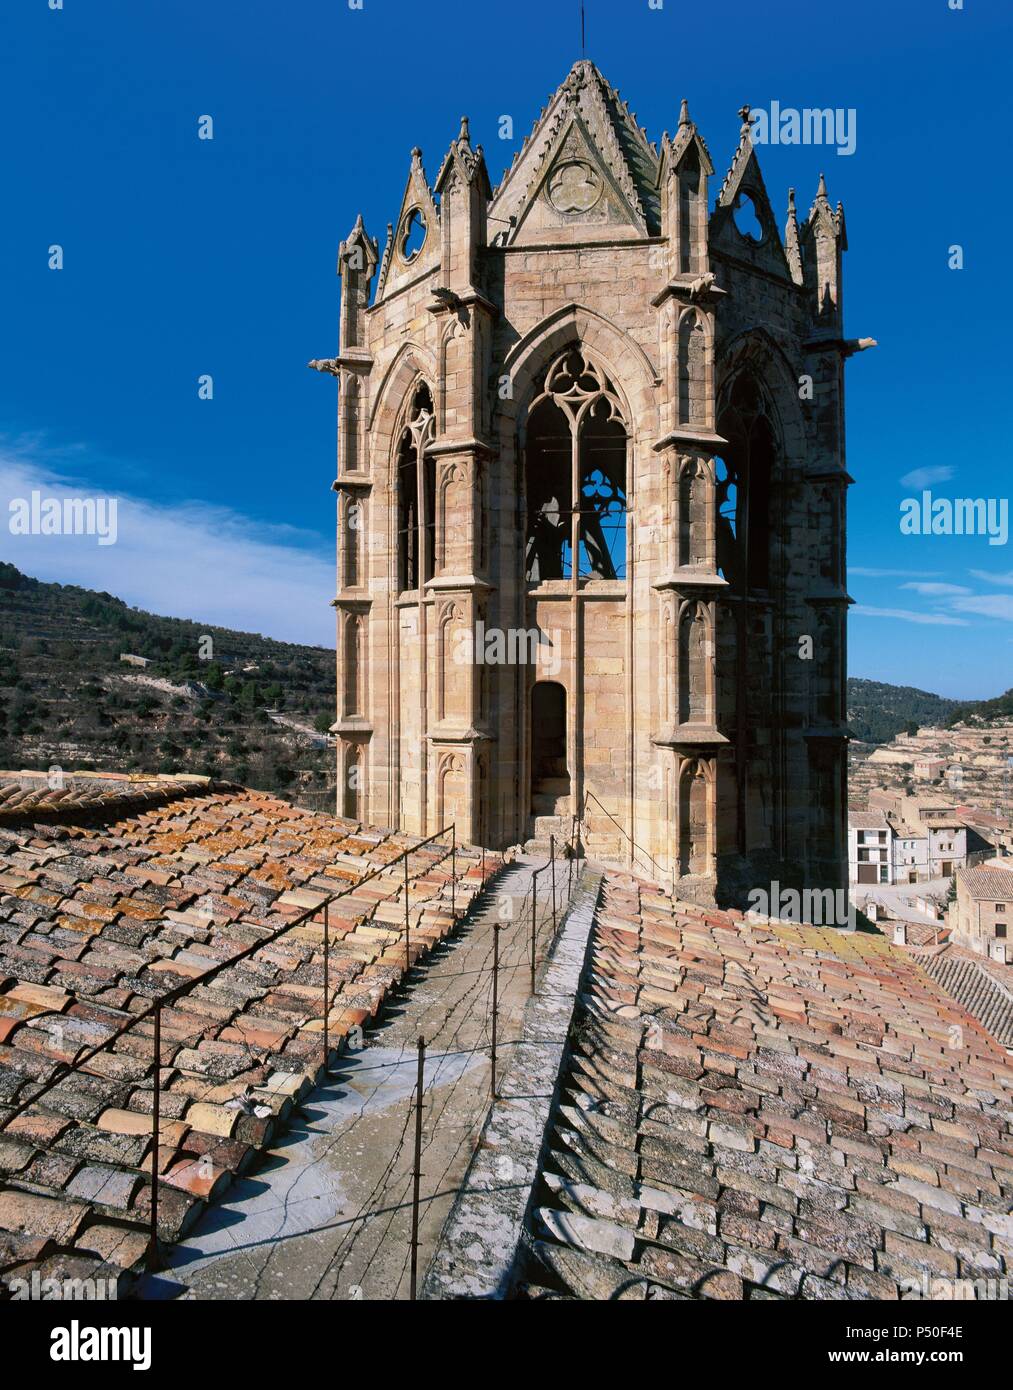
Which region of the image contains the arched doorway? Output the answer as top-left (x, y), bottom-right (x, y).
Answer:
top-left (530, 681), bottom-right (569, 815)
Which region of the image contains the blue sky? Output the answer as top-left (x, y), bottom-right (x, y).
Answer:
top-left (1, 0), bottom-right (1010, 695)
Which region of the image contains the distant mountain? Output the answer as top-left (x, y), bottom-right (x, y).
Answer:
top-left (846, 677), bottom-right (962, 745)
top-left (0, 564), bottom-right (336, 810)
top-left (947, 688), bottom-right (1013, 726)
top-left (1, 565), bottom-right (1000, 791)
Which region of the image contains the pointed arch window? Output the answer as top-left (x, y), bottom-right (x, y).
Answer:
top-left (397, 382), bottom-right (436, 591)
top-left (524, 350), bottom-right (628, 582)
top-left (715, 374), bottom-right (777, 593)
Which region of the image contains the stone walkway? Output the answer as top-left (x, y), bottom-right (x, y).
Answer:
top-left (141, 853), bottom-right (573, 1300)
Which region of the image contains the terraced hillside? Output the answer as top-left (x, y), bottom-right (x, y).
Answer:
top-left (0, 565), bottom-right (336, 811)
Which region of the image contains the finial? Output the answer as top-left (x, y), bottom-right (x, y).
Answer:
top-left (738, 104), bottom-right (752, 129)
top-left (787, 188), bottom-right (797, 216)
top-left (816, 171), bottom-right (828, 198)
top-left (679, 98), bottom-right (691, 129)
top-left (458, 116), bottom-right (470, 144)
top-left (411, 146), bottom-right (423, 163)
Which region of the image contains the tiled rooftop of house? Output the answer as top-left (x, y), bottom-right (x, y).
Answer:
top-left (848, 812), bottom-right (889, 831)
top-left (0, 774), bottom-right (498, 1295)
top-left (519, 874), bottom-right (1012, 1300)
top-left (961, 866), bottom-right (1013, 899)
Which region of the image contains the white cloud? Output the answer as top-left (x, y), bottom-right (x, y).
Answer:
top-left (951, 594), bottom-right (1013, 622)
top-left (849, 567), bottom-right (943, 579)
top-left (900, 582), bottom-right (972, 596)
top-left (969, 570), bottom-right (1013, 588)
top-left (851, 605), bottom-right (969, 627)
top-left (0, 449), bottom-right (335, 647)
top-left (899, 465), bottom-right (955, 489)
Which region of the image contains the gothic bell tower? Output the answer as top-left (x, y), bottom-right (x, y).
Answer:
top-left (312, 63), bottom-right (858, 902)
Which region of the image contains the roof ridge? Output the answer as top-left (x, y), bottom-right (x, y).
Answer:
top-left (0, 773), bottom-right (236, 827)
top-left (489, 59), bottom-right (658, 235)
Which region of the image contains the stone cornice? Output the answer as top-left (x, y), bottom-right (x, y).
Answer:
top-left (805, 465), bottom-right (854, 484)
top-left (653, 569), bottom-right (729, 592)
top-left (654, 428), bottom-right (728, 453)
top-left (426, 725), bottom-right (492, 744)
top-left (425, 574), bottom-right (494, 593)
top-left (425, 437), bottom-right (497, 459)
top-left (805, 587), bottom-right (853, 605)
top-left (333, 718), bottom-right (373, 736)
top-left (652, 724), bottom-right (730, 749)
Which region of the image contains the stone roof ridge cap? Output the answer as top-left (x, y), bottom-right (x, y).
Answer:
top-left (717, 104), bottom-right (757, 206)
top-left (489, 57), bottom-right (652, 228)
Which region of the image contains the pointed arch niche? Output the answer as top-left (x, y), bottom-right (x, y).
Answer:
top-left (678, 757), bottom-right (714, 877)
top-left (677, 455), bottom-right (715, 571)
top-left (396, 381), bottom-right (436, 591)
top-left (676, 598), bottom-right (714, 727)
top-left (714, 373), bottom-right (779, 594)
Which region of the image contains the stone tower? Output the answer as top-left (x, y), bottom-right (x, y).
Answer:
top-left (312, 61), bottom-right (859, 901)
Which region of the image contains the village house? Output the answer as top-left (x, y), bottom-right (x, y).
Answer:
top-left (891, 819), bottom-right (929, 884)
top-left (847, 810), bottom-right (892, 884)
top-left (953, 859), bottom-right (1013, 962)
top-left (914, 755), bottom-right (946, 781)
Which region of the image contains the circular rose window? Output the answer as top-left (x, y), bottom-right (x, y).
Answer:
top-left (398, 207), bottom-right (427, 263)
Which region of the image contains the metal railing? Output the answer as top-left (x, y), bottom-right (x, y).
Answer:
top-left (488, 809), bottom-right (585, 1097)
top-left (579, 785), bottom-right (666, 883)
top-left (0, 821), bottom-right (464, 1270)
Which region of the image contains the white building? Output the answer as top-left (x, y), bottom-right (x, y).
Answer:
top-left (890, 821), bottom-right (929, 884)
top-left (923, 817), bottom-right (968, 879)
top-left (849, 812), bottom-right (892, 885)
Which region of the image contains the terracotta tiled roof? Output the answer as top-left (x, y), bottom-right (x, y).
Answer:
top-left (0, 781), bottom-right (499, 1294)
top-left (520, 874), bottom-right (1012, 1300)
top-left (848, 812), bottom-right (889, 831)
top-left (898, 922), bottom-right (951, 949)
top-left (0, 771), bottom-right (224, 825)
top-left (890, 821), bottom-right (926, 840)
top-left (960, 866), bottom-right (1013, 900)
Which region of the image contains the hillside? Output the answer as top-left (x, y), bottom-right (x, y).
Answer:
top-left (0, 563), bottom-right (336, 810)
top-left (846, 677), bottom-right (961, 745)
top-left (947, 687), bottom-right (1013, 726)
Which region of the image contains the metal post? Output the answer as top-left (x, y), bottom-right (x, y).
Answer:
top-left (530, 872), bottom-right (537, 995)
top-left (147, 1001), bottom-right (161, 1270)
top-left (323, 900), bottom-right (330, 1071)
top-left (568, 815), bottom-right (575, 898)
top-left (491, 924), bottom-right (500, 1100)
top-left (404, 853), bottom-right (411, 977)
top-left (481, 844), bottom-right (486, 883)
top-left (409, 1036), bottom-right (426, 1301)
top-left (550, 835), bottom-right (557, 930)
top-left (451, 824), bottom-right (456, 922)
